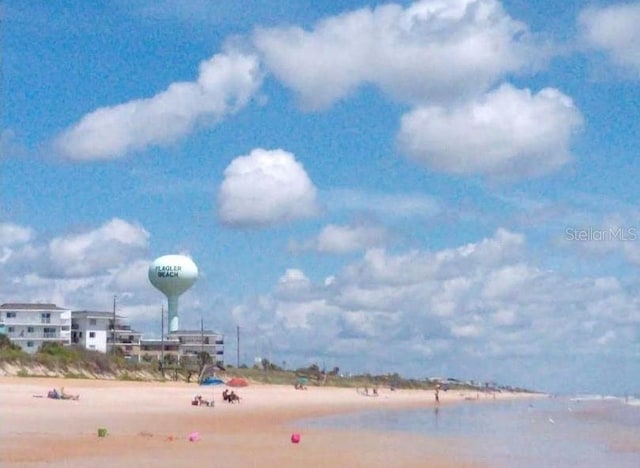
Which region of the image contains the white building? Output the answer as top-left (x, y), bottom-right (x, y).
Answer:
top-left (71, 310), bottom-right (142, 359)
top-left (169, 329), bottom-right (224, 363)
top-left (70, 310), bottom-right (112, 353)
top-left (0, 303), bottom-right (72, 353)
top-left (138, 330), bottom-right (224, 364)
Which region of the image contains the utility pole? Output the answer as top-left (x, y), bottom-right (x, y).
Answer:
top-left (160, 305), bottom-right (165, 375)
top-left (200, 316), bottom-right (204, 355)
top-left (236, 325), bottom-right (240, 368)
top-left (112, 295), bottom-right (117, 356)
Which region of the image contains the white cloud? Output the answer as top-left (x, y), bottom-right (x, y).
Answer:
top-left (110, 259), bottom-right (155, 292)
top-left (325, 189), bottom-right (440, 219)
top-left (579, 2), bottom-right (640, 74)
top-left (46, 218), bottom-right (149, 278)
top-left (3, 218), bottom-right (640, 392)
top-left (54, 51), bottom-right (263, 160)
top-left (0, 219), bottom-right (166, 323)
top-left (225, 226), bottom-right (640, 391)
top-left (450, 322), bottom-right (483, 338)
top-left (482, 263), bottom-right (540, 299)
top-left (398, 84), bottom-right (583, 178)
top-left (313, 222), bottom-right (389, 254)
top-left (217, 148), bottom-right (319, 227)
top-left (0, 223), bottom-right (34, 247)
top-left (253, 0), bottom-right (537, 109)
top-left (0, 223), bottom-right (37, 267)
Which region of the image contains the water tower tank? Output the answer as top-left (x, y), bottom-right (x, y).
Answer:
top-left (148, 254), bottom-right (198, 333)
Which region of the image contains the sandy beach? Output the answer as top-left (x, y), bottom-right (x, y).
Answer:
top-left (0, 377), bottom-right (535, 467)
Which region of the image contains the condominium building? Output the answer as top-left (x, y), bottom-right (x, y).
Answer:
top-left (139, 337), bottom-right (181, 362)
top-left (71, 310), bottom-right (142, 359)
top-left (138, 330), bottom-right (224, 364)
top-left (0, 303), bottom-right (71, 353)
top-left (1, 303), bottom-right (224, 365)
top-left (169, 329), bottom-right (224, 363)
top-left (71, 311), bottom-right (113, 353)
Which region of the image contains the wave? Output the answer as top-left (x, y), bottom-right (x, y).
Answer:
top-left (569, 394), bottom-right (640, 407)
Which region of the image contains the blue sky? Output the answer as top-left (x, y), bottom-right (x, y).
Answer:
top-left (2, 0), bottom-right (640, 395)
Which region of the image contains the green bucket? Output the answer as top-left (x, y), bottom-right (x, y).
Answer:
top-left (97, 428), bottom-right (107, 437)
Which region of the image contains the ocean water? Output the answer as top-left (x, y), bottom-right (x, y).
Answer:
top-left (301, 394), bottom-right (640, 467)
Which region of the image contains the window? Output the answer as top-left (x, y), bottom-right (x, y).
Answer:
top-left (89, 332), bottom-right (96, 338)
top-left (27, 326), bottom-right (35, 333)
top-left (6, 312), bottom-right (16, 318)
top-left (27, 341), bottom-right (34, 347)
top-left (41, 313), bottom-right (51, 324)
top-left (89, 319), bottom-right (97, 326)
top-left (8, 327), bottom-right (14, 333)
top-left (89, 345), bottom-right (95, 349)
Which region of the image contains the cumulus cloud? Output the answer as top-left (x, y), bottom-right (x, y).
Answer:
top-left (398, 84), bottom-right (583, 178)
top-left (54, 51), bottom-right (263, 160)
top-left (253, 0), bottom-right (537, 109)
top-left (579, 2), bottom-right (640, 74)
top-left (229, 228), bottom-right (640, 390)
top-left (324, 189), bottom-right (440, 219)
top-left (0, 223), bottom-right (37, 267)
top-left (217, 148), bottom-right (319, 227)
top-left (45, 218), bottom-right (149, 278)
top-left (0, 219), bottom-right (170, 324)
top-left (315, 223), bottom-right (390, 253)
top-left (291, 221), bottom-right (390, 254)
top-left (0, 223), bottom-right (34, 247)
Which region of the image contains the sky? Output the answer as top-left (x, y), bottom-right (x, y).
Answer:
top-left (2, 0), bottom-right (640, 395)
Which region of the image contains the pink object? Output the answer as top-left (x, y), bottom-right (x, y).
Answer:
top-left (291, 433), bottom-right (301, 443)
top-left (188, 432), bottom-right (201, 442)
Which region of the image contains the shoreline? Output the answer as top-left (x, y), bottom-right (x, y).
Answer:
top-left (0, 377), bottom-right (541, 467)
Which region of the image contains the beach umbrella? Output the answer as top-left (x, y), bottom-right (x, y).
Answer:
top-left (226, 377), bottom-right (248, 387)
top-left (200, 377), bottom-right (225, 386)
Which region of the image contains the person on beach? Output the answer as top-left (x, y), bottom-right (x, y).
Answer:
top-left (435, 385), bottom-right (440, 404)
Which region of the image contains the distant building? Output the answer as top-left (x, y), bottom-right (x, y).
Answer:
top-left (71, 310), bottom-right (142, 360)
top-left (0, 303), bottom-right (71, 353)
top-left (1, 303), bottom-right (223, 365)
top-left (109, 320), bottom-right (143, 360)
top-left (139, 330), bottom-right (224, 365)
top-left (139, 337), bottom-right (181, 363)
top-left (71, 310), bottom-right (112, 353)
top-left (169, 329), bottom-right (224, 363)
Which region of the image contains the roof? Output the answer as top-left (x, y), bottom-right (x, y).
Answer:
top-left (0, 303), bottom-right (69, 311)
top-left (72, 310), bottom-right (126, 319)
top-left (169, 329), bottom-right (221, 336)
top-left (140, 338), bottom-right (181, 345)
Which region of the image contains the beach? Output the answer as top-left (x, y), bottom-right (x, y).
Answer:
top-left (0, 377), bottom-right (533, 467)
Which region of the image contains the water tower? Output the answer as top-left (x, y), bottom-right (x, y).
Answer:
top-left (148, 254), bottom-right (198, 333)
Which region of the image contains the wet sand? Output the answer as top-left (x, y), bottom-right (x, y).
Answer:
top-left (0, 377), bottom-right (533, 467)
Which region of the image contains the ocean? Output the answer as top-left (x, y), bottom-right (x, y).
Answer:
top-left (301, 394), bottom-right (640, 467)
